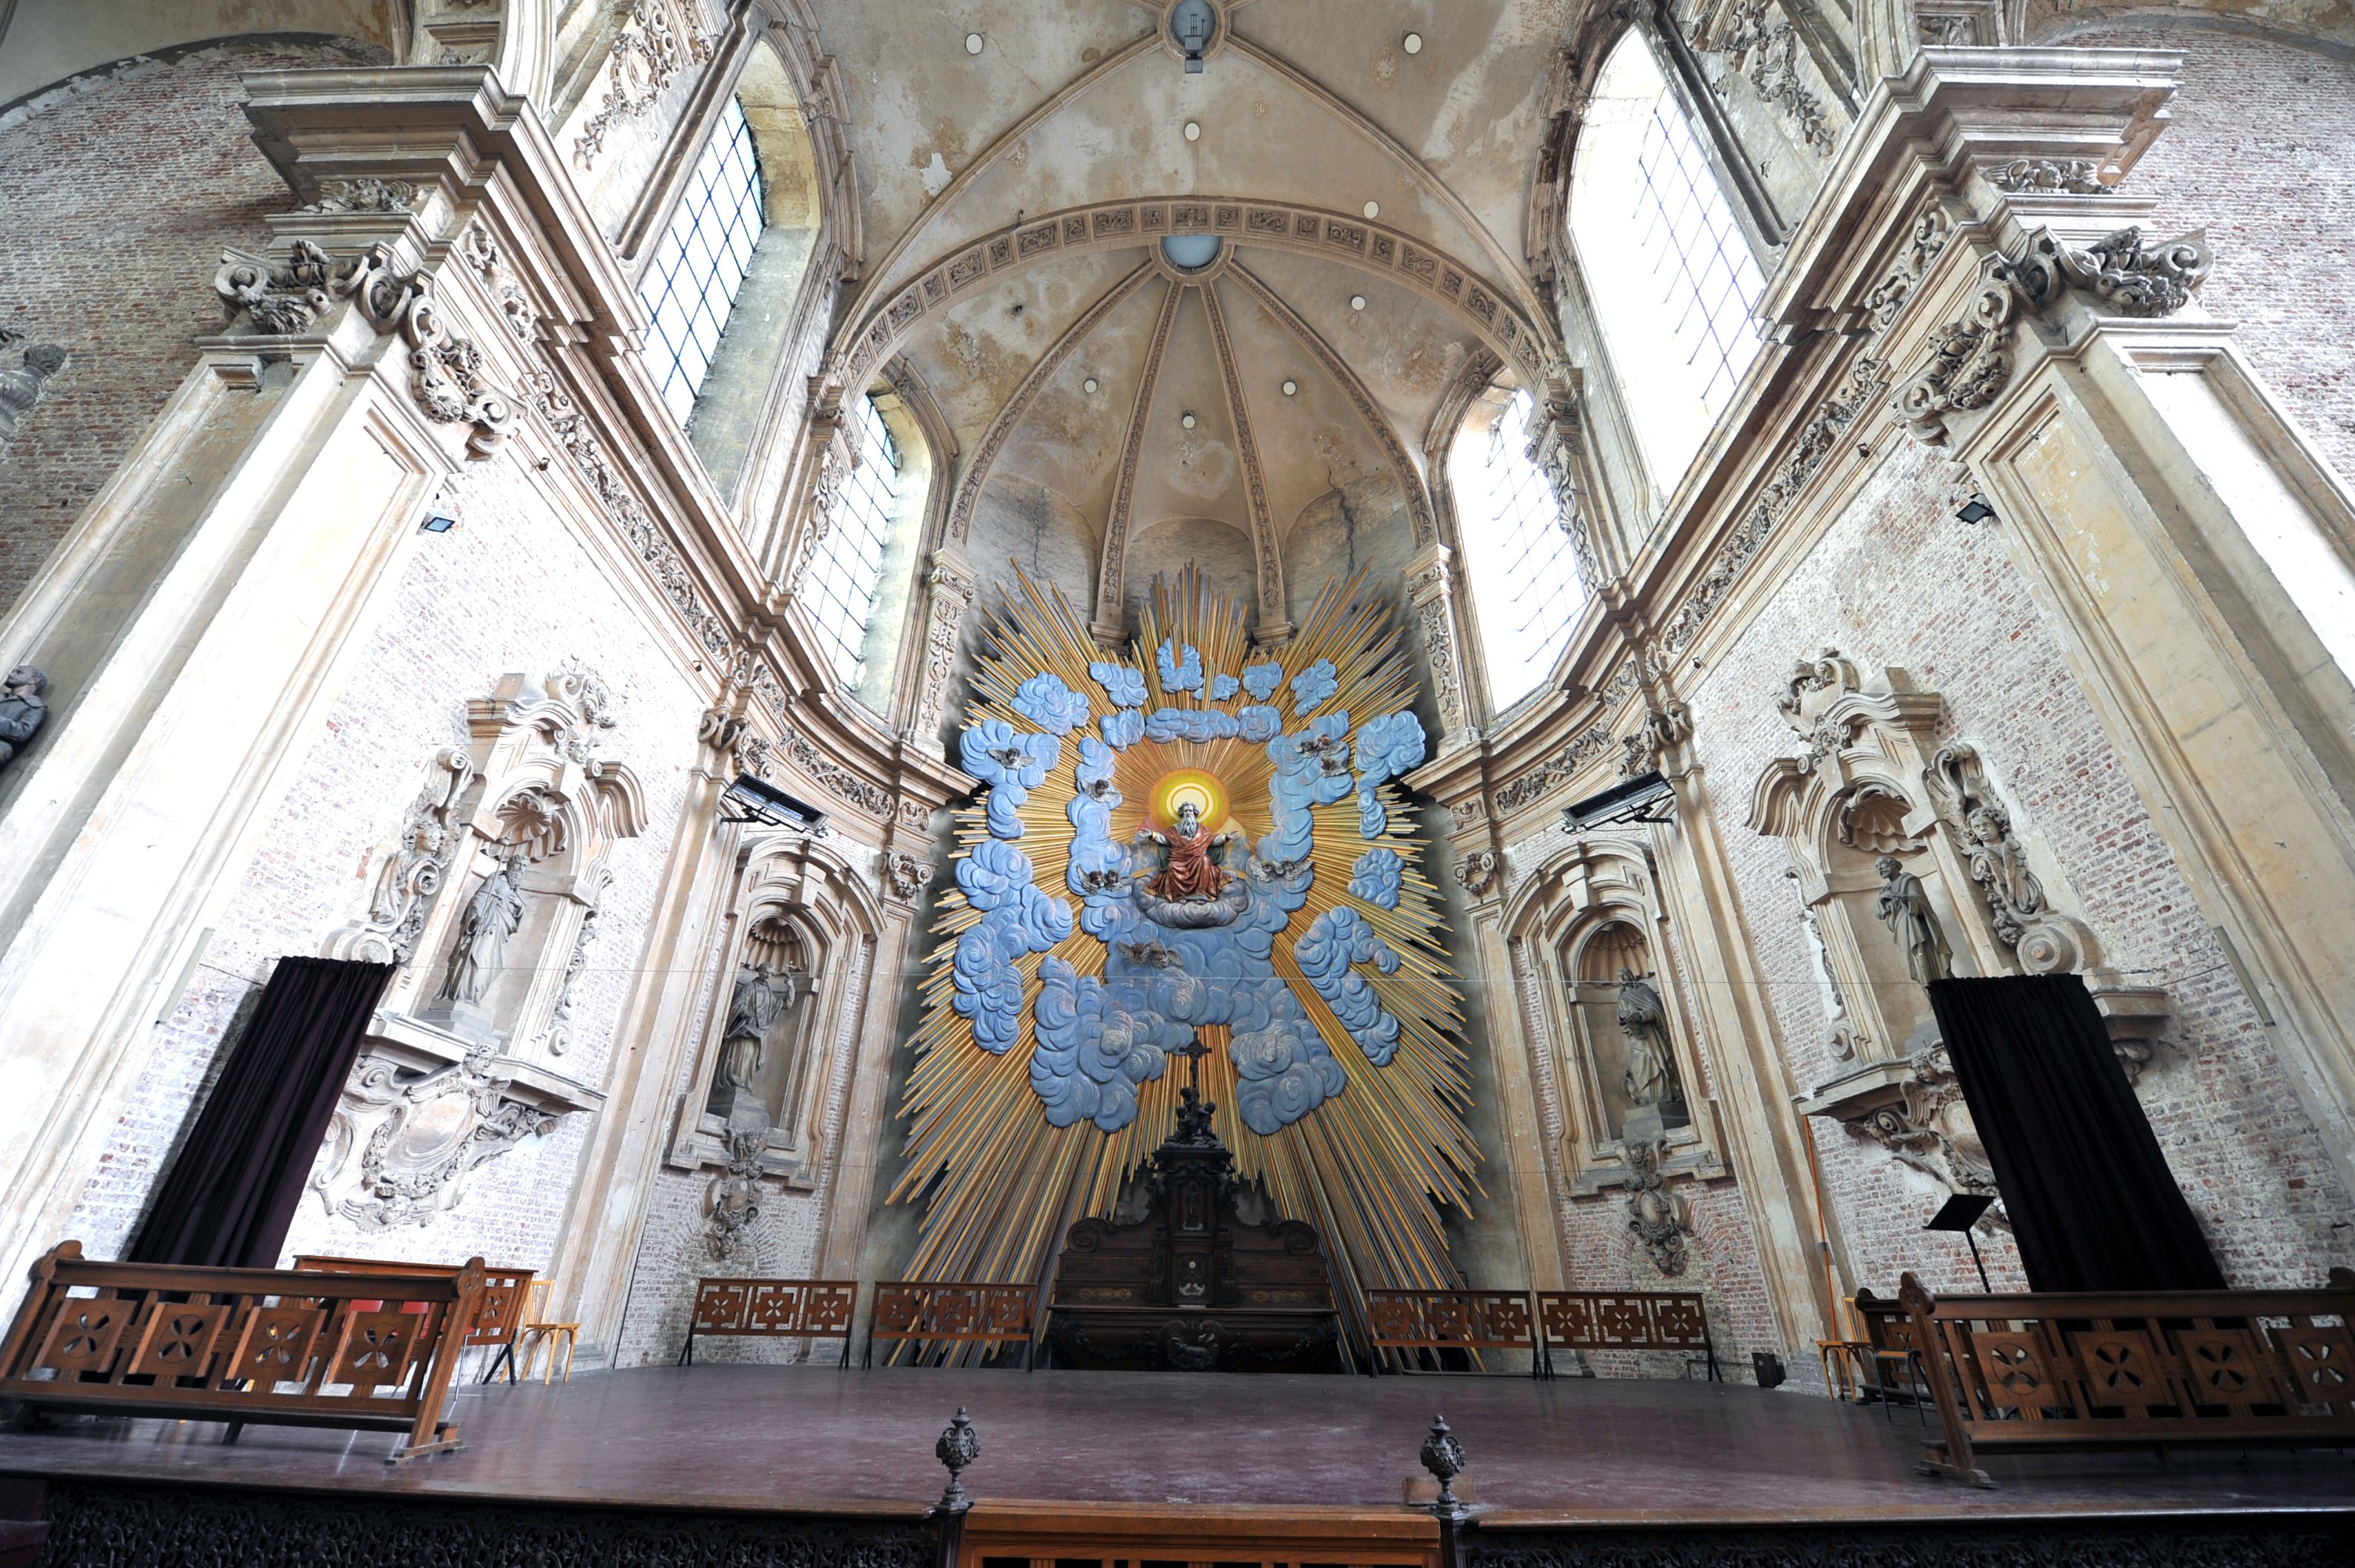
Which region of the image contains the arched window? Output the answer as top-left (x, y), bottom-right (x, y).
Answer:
top-left (803, 395), bottom-right (900, 688)
top-left (1570, 32), bottom-right (1766, 496)
top-left (639, 96), bottom-right (766, 426)
top-left (1450, 387), bottom-right (1589, 712)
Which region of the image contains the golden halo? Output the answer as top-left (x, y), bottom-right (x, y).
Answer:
top-left (1148, 766), bottom-right (1230, 831)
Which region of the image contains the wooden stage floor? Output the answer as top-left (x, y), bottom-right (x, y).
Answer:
top-left (2, 1364), bottom-right (2352, 1528)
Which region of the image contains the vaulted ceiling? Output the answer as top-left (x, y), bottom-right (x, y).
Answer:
top-left (814, 0), bottom-right (1572, 628)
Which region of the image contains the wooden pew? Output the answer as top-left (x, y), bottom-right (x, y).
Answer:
top-left (1536, 1289), bottom-right (1720, 1381)
top-left (291, 1254), bottom-right (533, 1384)
top-left (1899, 1267), bottom-right (2355, 1487)
top-left (0, 1240), bottom-right (482, 1461)
top-left (865, 1281), bottom-right (1033, 1368)
top-left (1366, 1288), bottom-right (1544, 1376)
top-left (677, 1277), bottom-right (858, 1365)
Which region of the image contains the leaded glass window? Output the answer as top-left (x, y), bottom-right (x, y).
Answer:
top-left (1570, 33), bottom-right (1766, 495)
top-left (1453, 389), bottom-right (1588, 712)
top-left (803, 396), bottom-right (899, 687)
top-left (639, 97), bottom-right (766, 426)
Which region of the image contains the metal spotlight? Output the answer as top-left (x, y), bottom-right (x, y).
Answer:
top-left (1170, 0), bottom-right (1216, 72)
top-left (1953, 493), bottom-right (1997, 526)
top-left (419, 512), bottom-right (459, 534)
top-left (720, 772), bottom-right (830, 835)
top-left (1561, 770), bottom-right (1675, 835)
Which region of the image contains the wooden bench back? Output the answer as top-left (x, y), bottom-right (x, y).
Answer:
top-left (870, 1282), bottom-right (1033, 1345)
top-left (1899, 1268), bottom-right (2355, 1487)
top-left (0, 1240), bottom-right (482, 1460)
top-left (291, 1254), bottom-right (533, 1348)
top-left (689, 1278), bottom-right (858, 1339)
top-left (1537, 1290), bottom-right (1712, 1354)
top-left (1367, 1289), bottom-right (1536, 1351)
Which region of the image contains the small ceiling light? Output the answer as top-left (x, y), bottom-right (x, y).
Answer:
top-left (1171, 0), bottom-right (1216, 72)
top-left (1281, 379), bottom-right (1298, 396)
top-left (1083, 376), bottom-right (1100, 393)
top-left (1181, 411), bottom-right (1197, 429)
top-left (1349, 294), bottom-right (1367, 311)
top-left (419, 511), bottom-right (459, 534)
top-left (1402, 32), bottom-right (1424, 55)
top-left (1363, 201), bottom-right (1380, 220)
top-left (964, 32), bottom-right (984, 55)
top-left (1183, 120), bottom-right (1201, 142)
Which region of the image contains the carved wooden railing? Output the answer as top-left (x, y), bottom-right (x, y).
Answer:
top-left (1537, 1289), bottom-right (1719, 1381)
top-left (1900, 1268), bottom-right (2355, 1488)
top-left (1366, 1289), bottom-right (1542, 1376)
top-left (678, 1277), bottom-right (858, 1365)
top-left (865, 1281), bottom-right (1035, 1368)
top-left (0, 1240), bottom-right (482, 1461)
top-left (291, 1254), bottom-right (534, 1383)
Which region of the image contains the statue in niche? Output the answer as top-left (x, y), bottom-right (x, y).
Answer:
top-left (1875, 855), bottom-right (1952, 985)
top-left (438, 851), bottom-right (527, 1004)
top-left (717, 962), bottom-right (802, 1098)
top-left (0, 666), bottom-right (47, 772)
top-left (1135, 801), bottom-right (1238, 902)
top-left (1617, 969), bottom-right (1684, 1117)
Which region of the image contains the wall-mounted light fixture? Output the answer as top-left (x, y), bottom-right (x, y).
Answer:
top-left (420, 512), bottom-right (459, 534)
top-left (1280, 379), bottom-right (1298, 396)
top-left (1183, 120), bottom-right (1201, 142)
top-left (1180, 411), bottom-right (1197, 429)
top-left (1349, 295), bottom-right (1367, 311)
top-left (1170, 0), bottom-right (1217, 72)
top-left (1402, 32), bottom-right (1424, 55)
top-left (1083, 377), bottom-right (1100, 394)
top-left (1363, 201), bottom-right (1379, 220)
top-left (1954, 493), bottom-right (1997, 526)
top-left (1561, 770), bottom-right (1675, 835)
top-left (964, 32), bottom-right (984, 55)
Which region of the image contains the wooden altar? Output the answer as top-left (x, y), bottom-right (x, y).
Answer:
top-left (1046, 1089), bottom-right (1344, 1372)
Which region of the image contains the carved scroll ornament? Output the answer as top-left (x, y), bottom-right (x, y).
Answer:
top-left (311, 1047), bottom-right (558, 1229)
top-left (1621, 1138), bottom-right (1692, 1275)
top-left (324, 748), bottom-right (480, 967)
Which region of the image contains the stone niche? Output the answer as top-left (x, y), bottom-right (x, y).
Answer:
top-left (665, 830), bottom-right (888, 1186)
top-left (310, 663), bottom-right (645, 1229)
top-left (1505, 835), bottom-right (1726, 1195)
top-left (1748, 647), bottom-right (2167, 1214)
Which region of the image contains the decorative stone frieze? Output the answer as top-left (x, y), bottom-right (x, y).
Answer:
top-left (296, 178), bottom-right (418, 214)
top-left (309, 1044), bottom-right (561, 1229)
top-left (1621, 1136), bottom-right (1692, 1274)
top-left (2007, 225), bottom-right (2214, 320)
top-left (1704, 0), bottom-right (1835, 154)
top-left (344, 244), bottom-right (516, 459)
top-left (1987, 158), bottom-right (2105, 195)
top-left (1618, 702), bottom-right (1692, 780)
top-left (882, 851), bottom-right (933, 903)
top-left (1922, 741), bottom-right (2097, 975)
top-left (909, 550), bottom-right (978, 759)
top-left (574, 0), bottom-right (714, 168)
top-left (1405, 544), bottom-right (1475, 750)
top-left (0, 330), bottom-right (65, 446)
top-left (1523, 371), bottom-right (1600, 589)
top-left (1454, 848), bottom-right (1500, 896)
top-left (784, 434), bottom-right (847, 599)
top-left (1896, 268), bottom-right (2018, 446)
top-left (1494, 720), bottom-right (1614, 815)
top-left (459, 223), bottom-right (537, 342)
top-left (1864, 208), bottom-right (1953, 330)
top-left (322, 747), bottom-right (480, 967)
top-left (212, 238), bottom-right (355, 334)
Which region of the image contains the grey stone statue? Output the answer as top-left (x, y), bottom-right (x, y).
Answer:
top-left (718, 962), bottom-right (800, 1093)
top-left (438, 852), bottom-right (527, 1004)
top-left (0, 335), bottom-right (67, 445)
top-left (1617, 967), bottom-right (1682, 1111)
top-left (1875, 855), bottom-right (1952, 984)
top-left (0, 666), bottom-right (47, 772)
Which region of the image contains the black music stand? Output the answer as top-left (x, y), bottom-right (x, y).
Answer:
top-left (1925, 1193), bottom-right (1996, 1292)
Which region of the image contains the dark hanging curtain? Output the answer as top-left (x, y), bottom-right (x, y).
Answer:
top-left (127, 956), bottom-right (394, 1269)
top-left (1926, 973), bottom-right (2225, 1293)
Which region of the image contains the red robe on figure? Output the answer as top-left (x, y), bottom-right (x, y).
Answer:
top-left (1146, 812), bottom-right (1229, 899)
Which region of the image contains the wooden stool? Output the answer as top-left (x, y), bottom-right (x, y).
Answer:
top-left (516, 1280), bottom-right (581, 1384)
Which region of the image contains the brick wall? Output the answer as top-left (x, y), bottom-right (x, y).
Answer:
top-left (61, 445), bottom-right (705, 1278)
top-left (0, 40), bottom-right (367, 616)
top-left (2047, 21), bottom-right (2355, 487)
top-left (1686, 433), bottom-right (2353, 1304)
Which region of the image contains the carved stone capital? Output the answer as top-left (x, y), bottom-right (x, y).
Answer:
top-left (882, 850), bottom-right (936, 904)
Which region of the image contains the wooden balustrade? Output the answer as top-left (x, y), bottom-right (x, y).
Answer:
top-left (1364, 1287), bottom-right (1719, 1380)
top-left (1900, 1268), bottom-right (2355, 1487)
top-left (291, 1254), bottom-right (533, 1382)
top-left (1366, 1289), bottom-right (1541, 1376)
top-left (865, 1282), bottom-right (1035, 1368)
top-left (677, 1277), bottom-right (858, 1365)
top-left (0, 1241), bottom-right (481, 1461)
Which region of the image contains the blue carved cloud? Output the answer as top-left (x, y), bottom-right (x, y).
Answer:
top-left (1351, 711), bottom-right (1428, 837)
top-left (1231, 1011), bottom-right (1348, 1136)
top-left (1032, 957), bottom-right (1168, 1132)
top-left (960, 720), bottom-right (1061, 839)
top-left (1241, 661), bottom-right (1284, 700)
top-left (1348, 848), bottom-right (1404, 910)
top-left (1013, 672), bottom-right (1092, 735)
top-left (1294, 906), bottom-right (1405, 1065)
top-left (1157, 641), bottom-right (1204, 692)
top-left (1211, 672), bottom-right (1240, 701)
top-left (951, 924), bottom-right (1025, 1053)
top-left (1237, 706), bottom-right (1282, 743)
top-left (1089, 660), bottom-right (1148, 710)
top-left (1100, 709), bottom-right (1145, 749)
top-left (1146, 706), bottom-right (1241, 743)
top-left (953, 840), bottom-right (1074, 1053)
top-left (1291, 659), bottom-right (1338, 715)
